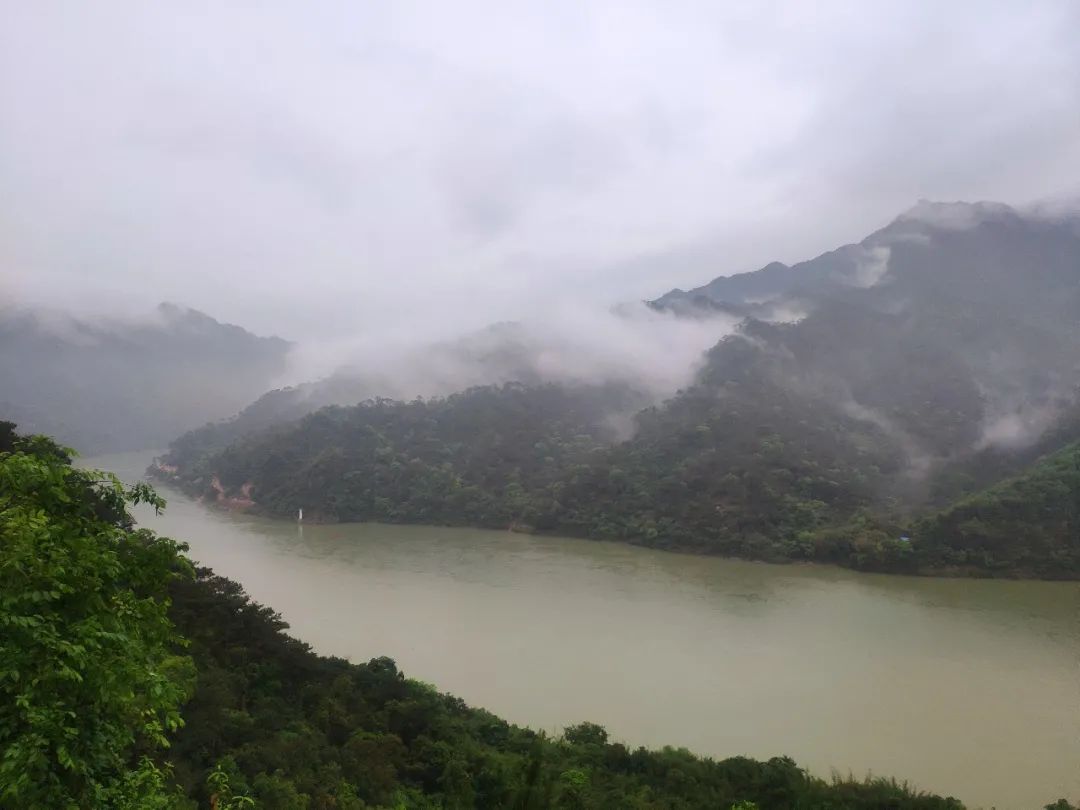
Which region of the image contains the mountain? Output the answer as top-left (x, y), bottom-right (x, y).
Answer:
top-left (152, 200), bottom-right (1080, 578)
top-left (915, 439), bottom-right (1080, 576)
top-left (0, 303), bottom-right (291, 453)
top-left (155, 322), bottom-right (570, 477)
top-left (162, 308), bottom-right (734, 473)
top-left (655, 200), bottom-right (1079, 309)
top-left (661, 199), bottom-right (1080, 457)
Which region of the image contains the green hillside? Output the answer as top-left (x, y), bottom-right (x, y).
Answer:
top-left (914, 441), bottom-right (1080, 577)
top-left (152, 202), bottom-right (1080, 581)
top-left (155, 357), bottom-right (1080, 579)
top-left (2, 423), bottom-right (983, 808)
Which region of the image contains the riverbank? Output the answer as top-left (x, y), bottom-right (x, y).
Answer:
top-left (94, 450), bottom-right (1080, 809)
top-left (146, 459), bottom-right (1078, 582)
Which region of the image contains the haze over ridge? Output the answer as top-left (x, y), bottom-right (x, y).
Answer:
top-left (3, 2), bottom-right (1079, 343)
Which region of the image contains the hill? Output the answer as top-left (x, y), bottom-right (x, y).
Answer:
top-left (913, 440), bottom-right (1080, 576)
top-left (153, 200), bottom-right (1080, 579)
top-left (161, 307), bottom-right (734, 476)
top-left (0, 303), bottom-right (291, 453)
top-left (655, 200), bottom-right (1080, 313)
top-left (2, 422), bottom-right (977, 808)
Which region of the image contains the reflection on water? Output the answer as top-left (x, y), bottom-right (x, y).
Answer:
top-left (87, 451), bottom-right (1080, 809)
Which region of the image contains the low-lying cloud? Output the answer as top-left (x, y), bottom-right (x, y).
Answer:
top-left (280, 301), bottom-right (740, 405)
top-left (850, 246), bottom-right (892, 288)
top-left (3, 3), bottom-right (1079, 342)
top-left (975, 399), bottom-right (1071, 451)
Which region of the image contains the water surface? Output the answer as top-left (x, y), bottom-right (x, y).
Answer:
top-left (90, 451), bottom-right (1080, 809)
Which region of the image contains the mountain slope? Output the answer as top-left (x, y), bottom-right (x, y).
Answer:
top-left (152, 367), bottom-right (907, 569)
top-left (655, 200), bottom-right (1080, 311)
top-left (158, 382), bottom-right (647, 524)
top-left (0, 303), bottom-right (291, 453)
top-left (662, 200), bottom-right (1080, 461)
top-left (154, 200), bottom-right (1080, 578)
top-left (163, 308), bottom-right (735, 473)
top-left (914, 440), bottom-right (1080, 577)
top-left (2, 424), bottom-right (971, 809)
top-left (152, 356), bottom-right (1080, 577)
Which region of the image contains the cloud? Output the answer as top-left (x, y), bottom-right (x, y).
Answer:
top-left (896, 200), bottom-right (1013, 231)
top-left (434, 92), bottom-right (627, 238)
top-left (281, 300), bottom-right (739, 403)
top-left (129, 95), bottom-right (359, 211)
top-left (1, 1), bottom-right (1078, 343)
top-left (977, 408), bottom-right (1059, 451)
top-left (849, 246), bottom-right (891, 288)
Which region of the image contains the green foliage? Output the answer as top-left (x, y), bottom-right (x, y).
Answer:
top-left (152, 207), bottom-right (1080, 582)
top-left (154, 376), bottom-right (906, 569)
top-left (0, 430), bottom-right (192, 807)
top-left (8, 424), bottom-right (1070, 808)
top-left (157, 360), bottom-right (1079, 578)
top-left (562, 723), bottom-right (608, 746)
top-left (914, 442), bottom-right (1080, 577)
top-left (101, 758), bottom-right (190, 810)
top-left (207, 761), bottom-right (256, 809)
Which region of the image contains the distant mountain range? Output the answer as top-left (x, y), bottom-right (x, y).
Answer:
top-left (150, 199), bottom-right (1080, 578)
top-left (656, 199), bottom-right (1080, 461)
top-left (655, 199), bottom-right (1079, 310)
top-left (0, 303), bottom-right (291, 453)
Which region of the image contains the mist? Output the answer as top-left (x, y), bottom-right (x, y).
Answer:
top-left (279, 300), bottom-right (740, 403)
top-left (3, 1), bottom-right (1080, 462)
top-left (4, 2), bottom-right (1080, 344)
top-left (7, 8), bottom-right (1080, 810)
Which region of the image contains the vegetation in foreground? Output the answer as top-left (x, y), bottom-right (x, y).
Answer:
top-left (4, 422), bottom-right (1045, 808)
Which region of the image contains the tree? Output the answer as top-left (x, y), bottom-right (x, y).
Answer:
top-left (562, 722), bottom-right (609, 746)
top-left (0, 434), bottom-right (192, 807)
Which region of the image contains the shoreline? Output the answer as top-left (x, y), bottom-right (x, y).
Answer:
top-left (145, 464), bottom-right (1079, 584)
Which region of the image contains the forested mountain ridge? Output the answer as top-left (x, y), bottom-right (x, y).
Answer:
top-left (167, 201), bottom-right (1080, 486)
top-left (156, 308), bottom-right (735, 474)
top-left (0, 303), bottom-right (291, 453)
top-left (914, 439), bottom-right (1080, 575)
top-left (660, 201), bottom-right (1080, 458)
top-left (152, 368), bottom-right (1080, 578)
top-left (153, 200), bottom-right (1080, 578)
top-left (3, 423), bottom-right (980, 808)
top-left (162, 383), bottom-right (647, 525)
top-left (148, 321), bottom-right (570, 480)
top-left (654, 200), bottom-right (1080, 313)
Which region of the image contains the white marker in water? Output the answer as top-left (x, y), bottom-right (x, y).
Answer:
top-left (298, 507), bottom-right (303, 522)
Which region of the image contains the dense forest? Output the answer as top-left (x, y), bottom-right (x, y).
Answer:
top-left (155, 337), bottom-right (1080, 579)
top-left (914, 439), bottom-right (1080, 574)
top-left (153, 203), bottom-right (1080, 580)
top-left (0, 423), bottom-right (1021, 808)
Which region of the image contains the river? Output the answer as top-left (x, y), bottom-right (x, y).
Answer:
top-left (88, 451), bottom-right (1079, 809)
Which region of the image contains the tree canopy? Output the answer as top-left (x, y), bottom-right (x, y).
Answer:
top-left (155, 365), bottom-right (1080, 578)
top-left (0, 423), bottom-right (192, 807)
top-left (1, 423), bottom-right (1024, 807)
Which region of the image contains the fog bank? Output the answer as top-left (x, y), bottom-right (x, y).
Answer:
top-left (280, 301), bottom-right (740, 403)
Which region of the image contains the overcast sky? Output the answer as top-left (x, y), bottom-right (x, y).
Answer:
top-left (2, 1), bottom-right (1078, 341)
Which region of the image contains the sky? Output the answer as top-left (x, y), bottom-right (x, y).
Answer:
top-left (2, 1), bottom-right (1079, 342)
